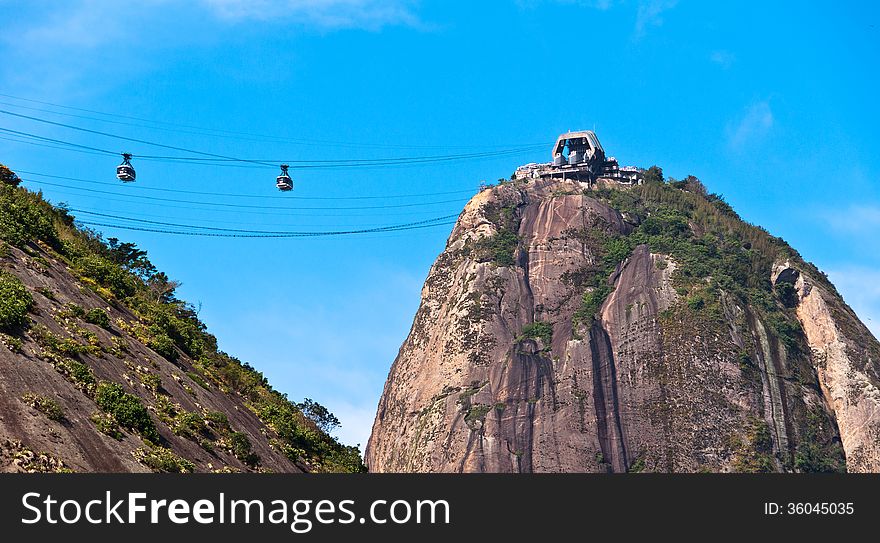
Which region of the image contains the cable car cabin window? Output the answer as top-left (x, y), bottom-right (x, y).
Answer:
top-left (116, 165), bottom-right (135, 182)
top-left (117, 153), bottom-right (136, 182)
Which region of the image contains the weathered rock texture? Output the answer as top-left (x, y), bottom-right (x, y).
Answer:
top-left (367, 178), bottom-right (880, 472)
top-left (772, 262), bottom-right (880, 472)
top-left (0, 242), bottom-right (300, 473)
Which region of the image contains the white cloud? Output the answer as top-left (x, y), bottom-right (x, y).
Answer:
top-left (826, 267), bottom-right (880, 340)
top-left (633, 0), bottom-right (677, 39)
top-left (726, 100), bottom-right (774, 150)
top-left (710, 49), bottom-right (735, 68)
top-left (8, 0), bottom-right (419, 55)
top-left (199, 0), bottom-right (420, 29)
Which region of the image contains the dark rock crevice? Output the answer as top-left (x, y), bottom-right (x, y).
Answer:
top-left (588, 322), bottom-right (628, 472)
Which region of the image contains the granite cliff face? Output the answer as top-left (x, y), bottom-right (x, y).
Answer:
top-left (367, 176), bottom-right (880, 472)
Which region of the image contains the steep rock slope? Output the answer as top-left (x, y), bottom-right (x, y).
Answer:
top-left (0, 165), bottom-right (363, 473)
top-left (367, 175), bottom-right (879, 472)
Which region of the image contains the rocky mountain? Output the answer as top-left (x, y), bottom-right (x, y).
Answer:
top-left (366, 172), bottom-right (880, 473)
top-left (0, 164), bottom-right (363, 473)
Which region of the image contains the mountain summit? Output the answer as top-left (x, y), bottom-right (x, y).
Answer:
top-left (366, 169), bottom-right (880, 473)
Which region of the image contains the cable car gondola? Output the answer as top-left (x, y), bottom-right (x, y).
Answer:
top-left (276, 164), bottom-right (293, 191)
top-left (116, 153), bottom-right (136, 182)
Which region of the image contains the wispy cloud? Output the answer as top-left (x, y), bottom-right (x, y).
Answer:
top-left (710, 49), bottom-right (735, 68)
top-left (199, 0), bottom-right (421, 30)
top-left (826, 267), bottom-right (880, 340)
top-left (516, 0), bottom-right (672, 37)
top-left (726, 100), bottom-right (774, 150)
top-left (8, 0), bottom-right (420, 54)
top-left (515, 0), bottom-right (617, 10)
top-left (633, 0), bottom-right (677, 39)
top-left (819, 205), bottom-right (880, 233)
top-left (330, 401), bottom-right (379, 453)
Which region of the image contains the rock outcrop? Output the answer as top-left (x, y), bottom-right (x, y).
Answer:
top-left (772, 262), bottom-right (880, 471)
top-left (0, 168), bottom-right (363, 473)
top-left (367, 177), bottom-right (880, 472)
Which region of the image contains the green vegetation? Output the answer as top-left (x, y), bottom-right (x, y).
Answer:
top-left (732, 419), bottom-right (776, 473)
top-left (0, 178), bottom-right (58, 247)
top-left (229, 431), bottom-right (260, 466)
top-left (0, 163), bottom-right (367, 472)
top-left (75, 254), bottom-right (138, 299)
top-left (0, 332), bottom-right (23, 352)
top-left (474, 202), bottom-right (521, 266)
top-left (133, 446), bottom-right (195, 473)
top-left (464, 404), bottom-right (492, 426)
top-left (206, 411), bottom-right (229, 427)
top-left (31, 324), bottom-right (99, 358)
top-left (141, 372), bottom-right (162, 394)
top-left (628, 457), bottom-right (646, 473)
top-left (476, 230), bottom-right (519, 266)
top-left (590, 173), bottom-right (817, 354)
top-left (21, 393), bottom-right (65, 421)
top-left (60, 302), bottom-right (86, 319)
top-left (94, 381), bottom-right (160, 442)
top-left (0, 271), bottom-right (33, 331)
top-left (794, 407), bottom-right (845, 473)
top-left (0, 164), bottom-right (22, 187)
top-left (0, 439), bottom-right (73, 473)
top-left (148, 334), bottom-right (178, 361)
top-left (569, 234), bottom-right (632, 330)
top-left (517, 321), bottom-right (553, 348)
top-left (296, 398), bottom-right (341, 434)
top-left (84, 307), bottom-right (111, 328)
top-left (35, 286), bottom-right (56, 300)
top-left (90, 412), bottom-right (124, 440)
top-left (642, 165), bottom-right (664, 185)
top-left (186, 370), bottom-right (211, 390)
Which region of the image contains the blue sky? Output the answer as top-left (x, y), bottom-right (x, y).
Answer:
top-left (1, 1), bottom-right (878, 450)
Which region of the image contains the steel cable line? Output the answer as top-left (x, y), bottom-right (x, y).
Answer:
top-left (26, 184), bottom-right (463, 218)
top-left (71, 209), bottom-right (459, 234)
top-left (65, 205), bottom-right (446, 228)
top-left (2, 132), bottom-right (533, 172)
top-left (0, 134), bottom-right (120, 158)
top-left (0, 126), bottom-right (119, 156)
top-left (0, 111), bottom-right (544, 169)
top-left (14, 169), bottom-right (478, 200)
top-left (76, 219), bottom-right (457, 238)
top-left (22, 178), bottom-right (468, 210)
top-left (0, 109), bottom-right (277, 167)
top-left (135, 145), bottom-right (544, 164)
top-left (0, 92), bottom-right (547, 150)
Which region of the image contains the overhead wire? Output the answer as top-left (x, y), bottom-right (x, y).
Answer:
top-left (0, 98), bottom-right (529, 239)
top-left (75, 219), bottom-right (458, 238)
top-left (70, 209), bottom-right (459, 235)
top-left (0, 109), bottom-right (277, 167)
top-left (64, 205), bottom-right (445, 228)
top-left (0, 92), bottom-right (546, 151)
top-left (21, 178), bottom-right (469, 210)
top-left (14, 169), bottom-right (479, 200)
top-left (0, 116), bottom-right (544, 171)
top-left (0, 126), bottom-right (119, 156)
top-left (26, 184), bottom-right (462, 218)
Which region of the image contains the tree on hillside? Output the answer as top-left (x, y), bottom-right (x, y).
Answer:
top-left (643, 165), bottom-right (664, 185)
top-left (0, 164), bottom-right (21, 187)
